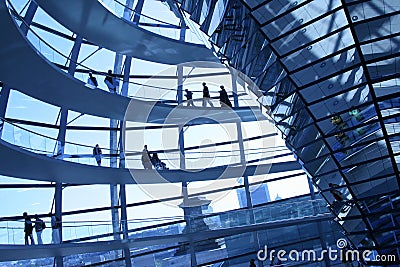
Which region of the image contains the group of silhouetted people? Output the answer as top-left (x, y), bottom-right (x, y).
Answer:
top-left (87, 70), bottom-right (119, 94)
top-left (23, 212), bottom-right (60, 245)
top-left (141, 145), bottom-right (168, 170)
top-left (92, 144), bottom-right (169, 170)
top-left (184, 82), bottom-right (232, 107)
top-left (88, 79), bottom-right (234, 169)
top-left (88, 72), bottom-right (234, 108)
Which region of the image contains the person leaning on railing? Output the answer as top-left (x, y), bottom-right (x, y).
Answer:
top-left (93, 144), bottom-right (102, 166)
top-left (23, 212), bottom-right (35, 245)
top-left (51, 215), bottom-right (61, 244)
top-left (34, 214), bottom-right (45, 245)
top-left (104, 70), bottom-right (119, 94)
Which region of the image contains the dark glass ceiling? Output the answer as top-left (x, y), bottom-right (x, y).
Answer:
top-left (177, 0), bottom-right (400, 258)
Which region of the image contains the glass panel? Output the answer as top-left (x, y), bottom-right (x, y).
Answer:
top-left (338, 141), bottom-right (389, 169)
top-left (373, 78), bottom-right (400, 98)
top-left (384, 115), bottom-right (400, 136)
top-left (348, 0), bottom-right (400, 22)
top-left (354, 13), bottom-right (400, 43)
top-left (191, 198), bottom-right (329, 230)
top-left (362, 36), bottom-right (400, 62)
top-left (343, 157), bottom-right (394, 186)
top-left (261, 0), bottom-right (341, 40)
top-left (289, 124), bottom-right (319, 149)
top-left (280, 29), bottom-right (353, 72)
top-left (292, 48), bottom-right (360, 85)
top-left (309, 86), bottom-right (370, 120)
top-left (299, 67), bottom-right (366, 103)
top-left (251, 0), bottom-right (308, 25)
top-left (352, 176), bottom-right (398, 198)
top-left (367, 56), bottom-right (400, 81)
top-left (258, 61), bottom-right (286, 90)
top-left (270, 11), bottom-right (349, 57)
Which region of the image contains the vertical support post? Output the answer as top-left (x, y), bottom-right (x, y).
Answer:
top-left (231, 70), bottom-right (262, 266)
top-left (308, 176), bottom-right (316, 199)
top-left (119, 184), bottom-right (131, 267)
top-left (179, 19), bottom-right (187, 49)
top-left (109, 185), bottom-right (120, 239)
top-left (132, 0), bottom-right (144, 24)
top-left (177, 13), bottom-right (187, 203)
top-left (237, 125), bottom-right (254, 213)
top-left (119, 56), bottom-right (132, 267)
top-left (110, 62), bottom-right (121, 244)
top-left (20, 1), bottom-right (38, 36)
top-left (56, 36), bottom-right (83, 157)
top-left (121, 57), bottom-right (132, 97)
top-left (231, 69), bottom-right (239, 108)
top-left (54, 183), bottom-right (62, 238)
top-left (178, 126), bottom-right (188, 208)
top-left (120, 187), bottom-right (128, 241)
top-left (0, 85), bottom-right (11, 138)
top-left (67, 36), bottom-right (83, 74)
top-left (109, 78), bottom-right (119, 266)
top-left (231, 70), bottom-right (253, 211)
top-left (109, 117), bottom-right (119, 243)
top-left (53, 35), bottom-right (82, 267)
top-left (118, 123), bottom-right (130, 266)
top-left (56, 110), bottom-right (68, 157)
top-left (123, 0), bottom-right (135, 20)
top-left (176, 17), bottom-right (197, 267)
top-left (177, 64), bottom-right (184, 104)
top-left (176, 18), bottom-right (186, 103)
top-left (179, 126), bottom-right (197, 267)
top-left (54, 183), bottom-right (63, 267)
top-left (112, 2), bottom-right (135, 266)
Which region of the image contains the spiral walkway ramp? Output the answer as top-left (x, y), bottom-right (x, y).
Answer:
top-left (33, 0), bottom-right (218, 65)
top-left (0, 138), bottom-right (301, 184)
top-left (0, 1), bottom-right (263, 124)
top-left (0, 0), bottom-right (399, 266)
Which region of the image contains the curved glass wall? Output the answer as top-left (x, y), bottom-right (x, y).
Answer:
top-left (176, 0), bottom-right (400, 261)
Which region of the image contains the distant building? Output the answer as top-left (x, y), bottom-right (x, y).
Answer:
top-left (237, 181), bottom-right (271, 208)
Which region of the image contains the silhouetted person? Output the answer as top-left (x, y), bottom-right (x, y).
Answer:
top-left (93, 144), bottom-right (102, 166)
top-left (87, 72), bottom-right (98, 87)
top-left (185, 89), bottom-right (194, 106)
top-left (151, 152), bottom-right (161, 166)
top-left (329, 183), bottom-right (344, 202)
top-left (202, 82), bottom-right (213, 107)
top-left (51, 215), bottom-right (60, 244)
top-left (249, 259), bottom-right (256, 267)
top-left (34, 214), bottom-right (45, 245)
top-left (151, 152), bottom-right (168, 170)
top-left (141, 145), bottom-right (152, 169)
top-left (104, 69), bottom-right (119, 93)
top-left (219, 85), bottom-right (232, 107)
top-left (23, 212), bottom-right (35, 245)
